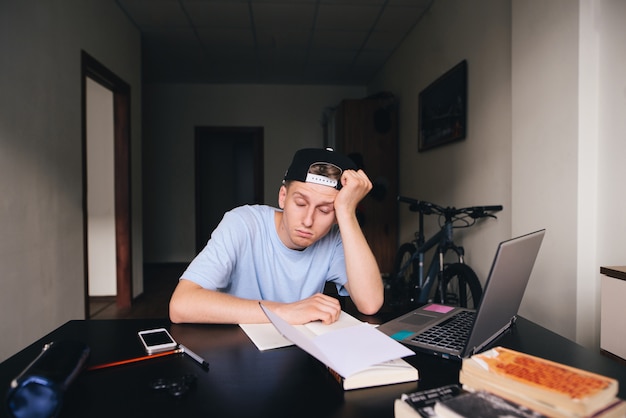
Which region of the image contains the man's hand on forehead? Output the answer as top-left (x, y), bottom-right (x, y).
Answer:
top-left (333, 169), bottom-right (372, 213)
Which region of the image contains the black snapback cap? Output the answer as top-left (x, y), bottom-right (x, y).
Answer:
top-left (283, 148), bottom-right (357, 190)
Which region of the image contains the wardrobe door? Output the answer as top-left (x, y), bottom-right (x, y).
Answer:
top-left (335, 96), bottom-right (398, 276)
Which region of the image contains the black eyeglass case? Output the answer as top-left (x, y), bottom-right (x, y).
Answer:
top-left (6, 340), bottom-right (90, 418)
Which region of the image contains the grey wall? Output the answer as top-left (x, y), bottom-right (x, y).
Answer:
top-left (371, 0), bottom-right (626, 349)
top-left (142, 0), bottom-right (626, 351)
top-left (0, 1), bottom-right (142, 360)
top-left (2, 0), bottom-right (624, 362)
top-left (142, 84), bottom-right (366, 263)
top-left (370, 0), bottom-right (512, 288)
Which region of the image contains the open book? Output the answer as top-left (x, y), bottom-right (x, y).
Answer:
top-left (240, 310), bottom-right (363, 351)
top-left (240, 305), bottom-right (418, 390)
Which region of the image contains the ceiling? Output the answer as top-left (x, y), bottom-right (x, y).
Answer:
top-left (115, 0), bottom-right (434, 85)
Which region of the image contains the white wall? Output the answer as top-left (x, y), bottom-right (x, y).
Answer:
top-left (593, 0), bottom-right (626, 340)
top-left (0, 1), bottom-right (142, 360)
top-left (596, 0), bottom-right (626, 264)
top-left (511, 0), bottom-right (626, 349)
top-left (511, 0), bottom-right (580, 340)
top-left (86, 78), bottom-right (117, 296)
top-left (142, 84), bottom-right (366, 263)
top-left (371, 0), bottom-right (626, 349)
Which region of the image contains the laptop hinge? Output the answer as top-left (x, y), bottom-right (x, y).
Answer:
top-left (468, 315), bottom-right (517, 356)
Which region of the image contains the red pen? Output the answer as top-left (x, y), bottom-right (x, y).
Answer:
top-left (87, 348), bottom-right (184, 371)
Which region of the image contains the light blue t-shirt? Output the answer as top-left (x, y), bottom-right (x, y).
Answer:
top-left (181, 205), bottom-right (349, 302)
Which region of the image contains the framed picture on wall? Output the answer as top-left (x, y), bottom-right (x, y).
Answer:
top-left (418, 60), bottom-right (467, 152)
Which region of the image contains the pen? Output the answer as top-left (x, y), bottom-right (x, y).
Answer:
top-left (179, 344), bottom-right (210, 371)
top-left (87, 348), bottom-right (183, 371)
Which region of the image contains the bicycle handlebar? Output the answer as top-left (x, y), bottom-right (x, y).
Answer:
top-left (397, 196), bottom-right (503, 220)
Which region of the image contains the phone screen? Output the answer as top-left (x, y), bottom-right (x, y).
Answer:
top-left (142, 330), bottom-right (174, 346)
top-left (139, 328), bottom-right (177, 354)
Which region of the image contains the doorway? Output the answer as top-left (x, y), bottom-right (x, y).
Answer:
top-left (195, 127), bottom-right (264, 252)
top-left (85, 78), bottom-right (116, 298)
top-left (81, 51), bottom-right (132, 317)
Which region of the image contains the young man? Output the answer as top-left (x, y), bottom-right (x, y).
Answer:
top-left (169, 148), bottom-right (383, 325)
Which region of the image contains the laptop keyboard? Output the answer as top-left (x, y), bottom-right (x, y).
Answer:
top-left (410, 310), bottom-right (476, 351)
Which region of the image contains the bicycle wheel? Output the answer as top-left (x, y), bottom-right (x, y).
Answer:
top-left (390, 243), bottom-right (417, 305)
top-left (437, 263), bottom-right (483, 309)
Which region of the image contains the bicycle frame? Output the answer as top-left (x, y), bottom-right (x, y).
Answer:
top-left (397, 214), bottom-right (466, 304)
top-left (392, 196), bottom-right (502, 308)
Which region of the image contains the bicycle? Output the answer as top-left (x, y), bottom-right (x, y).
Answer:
top-left (388, 196), bottom-right (503, 310)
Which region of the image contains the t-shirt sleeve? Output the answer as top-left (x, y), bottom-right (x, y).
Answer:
top-left (180, 210), bottom-right (242, 290)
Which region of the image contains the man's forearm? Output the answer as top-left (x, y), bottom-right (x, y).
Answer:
top-left (335, 212), bottom-right (384, 315)
top-left (169, 281), bottom-right (270, 324)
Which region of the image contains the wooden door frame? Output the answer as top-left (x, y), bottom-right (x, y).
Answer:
top-left (81, 51), bottom-right (132, 316)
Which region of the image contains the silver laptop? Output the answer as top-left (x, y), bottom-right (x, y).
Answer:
top-left (378, 229), bottom-right (545, 360)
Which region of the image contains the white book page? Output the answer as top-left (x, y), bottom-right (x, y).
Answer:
top-left (304, 311), bottom-right (363, 335)
top-left (240, 311), bottom-right (362, 351)
top-left (312, 323), bottom-right (414, 377)
top-left (260, 304), bottom-right (415, 378)
top-left (239, 323), bottom-right (295, 350)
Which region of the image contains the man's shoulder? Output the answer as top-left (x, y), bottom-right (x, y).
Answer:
top-left (229, 204), bottom-right (273, 215)
top-left (225, 205), bottom-right (275, 224)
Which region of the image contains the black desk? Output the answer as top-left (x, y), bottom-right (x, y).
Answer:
top-left (1, 317), bottom-right (626, 418)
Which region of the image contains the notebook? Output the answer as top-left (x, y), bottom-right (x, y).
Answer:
top-left (377, 229), bottom-right (545, 360)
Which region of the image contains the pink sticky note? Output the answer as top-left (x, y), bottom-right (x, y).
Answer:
top-left (423, 304), bottom-right (455, 313)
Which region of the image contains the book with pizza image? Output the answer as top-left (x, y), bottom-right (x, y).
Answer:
top-left (459, 346), bottom-right (625, 417)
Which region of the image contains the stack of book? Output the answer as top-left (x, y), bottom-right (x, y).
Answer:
top-left (395, 347), bottom-right (626, 418)
top-left (394, 384), bottom-right (547, 418)
top-left (459, 347), bottom-right (625, 417)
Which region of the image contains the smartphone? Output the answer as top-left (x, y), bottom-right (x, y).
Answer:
top-left (138, 328), bottom-right (177, 354)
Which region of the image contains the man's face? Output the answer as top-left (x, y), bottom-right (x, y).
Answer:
top-left (277, 181), bottom-right (339, 250)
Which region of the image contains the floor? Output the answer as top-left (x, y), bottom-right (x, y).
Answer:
top-left (89, 263), bottom-right (185, 320)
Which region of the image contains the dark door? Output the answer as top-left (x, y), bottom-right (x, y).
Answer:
top-left (195, 127), bottom-right (264, 252)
